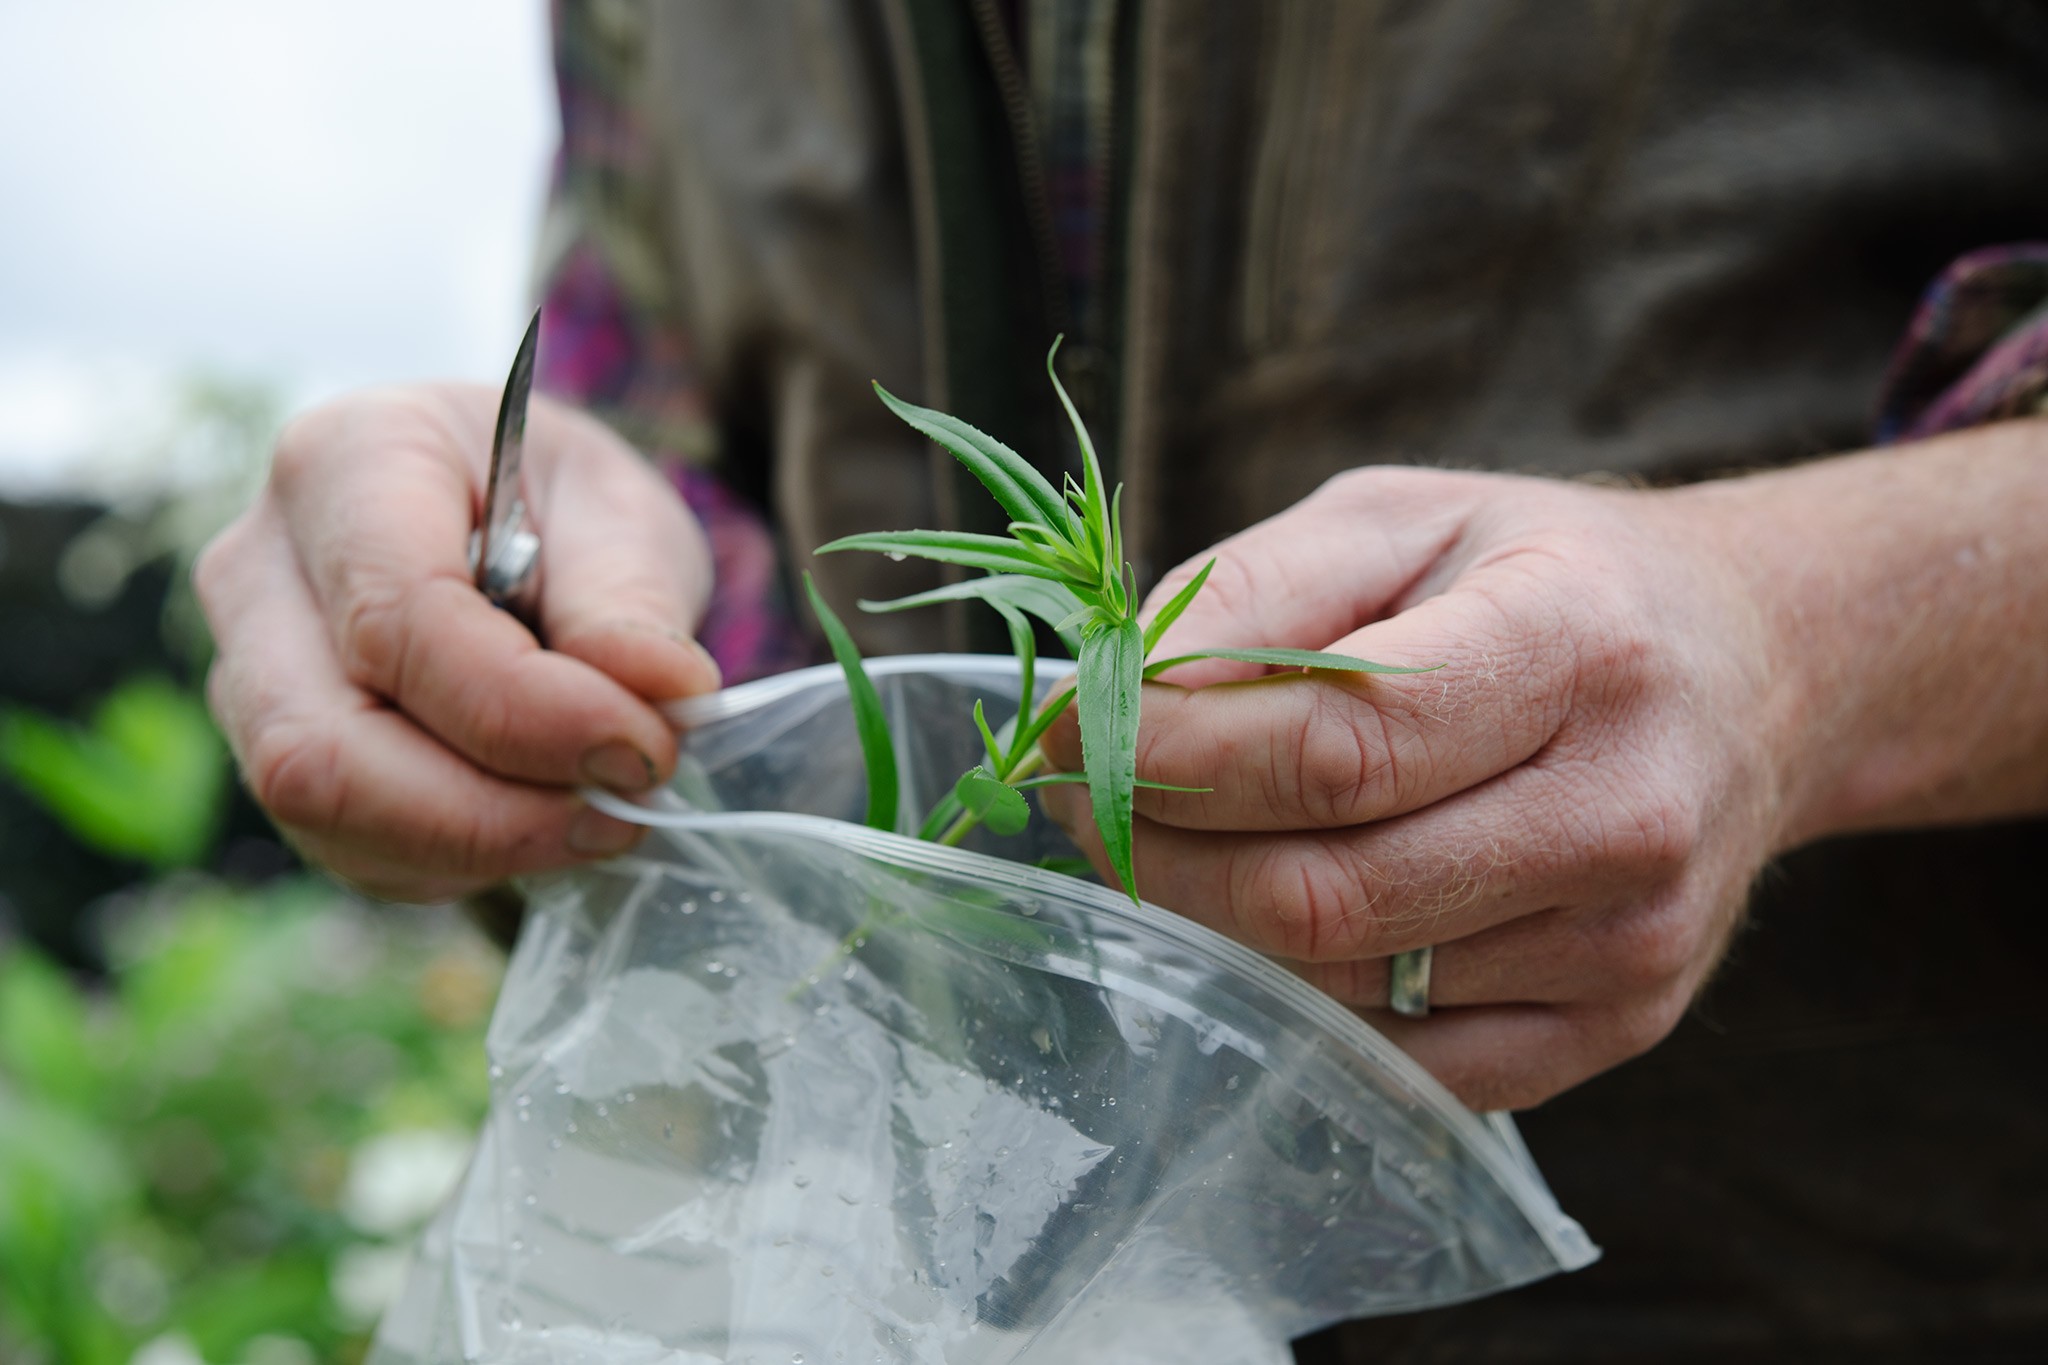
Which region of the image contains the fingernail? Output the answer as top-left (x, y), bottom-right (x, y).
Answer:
top-left (581, 742), bottom-right (657, 792)
top-left (568, 806), bottom-right (645, 856)
top-left (676, 633), bottom-right (723, 689)
top-left (621, 619), bottom-right (724, 692)
top-left (593, 619), bottom-right (725, 703)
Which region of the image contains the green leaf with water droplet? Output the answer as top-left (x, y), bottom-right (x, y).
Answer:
top-left (953, 765), bottom-right (1030, 836)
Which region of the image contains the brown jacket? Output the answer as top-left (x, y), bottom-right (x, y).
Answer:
top-left (572, 0), bottom-right (2048, 647)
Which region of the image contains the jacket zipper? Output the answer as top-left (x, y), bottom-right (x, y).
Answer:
top-left (968, 0), bottom-right (1072, 345)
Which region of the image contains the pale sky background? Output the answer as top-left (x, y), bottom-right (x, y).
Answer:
top-left (0, 1), bottom-right (556, 497)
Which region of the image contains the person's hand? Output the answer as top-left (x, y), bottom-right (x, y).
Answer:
top-left (195, 383), bottom-right (719, 903)
top-left (1040, 465), bottom-right (1797, 1111)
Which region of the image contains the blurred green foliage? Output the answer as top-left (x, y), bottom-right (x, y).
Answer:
top-left (0, 374), bottom-right (504, 1363)
top-left (0, 878), bottom-right (500, 1365)
top-left (1, 676), bottom-right (229, 869)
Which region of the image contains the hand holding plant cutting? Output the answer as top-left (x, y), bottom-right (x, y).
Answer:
top-left (808, 355), bottom-right (1793, 1117)
top-left (1037, 425), bottom-right (2048, 1113)
top-left (1030, 465), bottom-right (1788, 1112)
top-left (805, 343), bottom-right (1424, 898)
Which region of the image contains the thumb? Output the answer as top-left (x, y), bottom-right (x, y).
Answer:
top-left (532, 406), bottom-right (722, 709)
top-left (1141, 468), bottom-right (1473, 685)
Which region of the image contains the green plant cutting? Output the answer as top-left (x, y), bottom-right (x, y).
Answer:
top-left (804, 340), bottom-right (1434, 904)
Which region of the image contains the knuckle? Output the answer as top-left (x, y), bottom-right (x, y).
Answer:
top-left (1134, 703), bottom-right (1213, 790)
top-left (1292, 689), bottom-right (1424, 826)
top-left (1595, 894), bottom-right (1700, 994)
top-left (1291, 689), bottom-right (1375, 824)
top-left (246, 721), bottom-right (348, 836)
top-left (1616, 781), bottom-right (1702, 878)
top-left (459, 682), bottom-right (525, 773)
top-left (417, 802), bottom-right (545, 882)
top-left (1574, 608), bottom-right (1661, 705)
top-left (1605, 990), bottom-right (1689, 1060)
top-left (1233, 840), bottom-right (1373, 962)
top-left (440, 809), bottom-right (500, 881)
top-left (337, 580), bottom-right (415, 696)
top-left (1189, 549), bottom-right (1258, 626)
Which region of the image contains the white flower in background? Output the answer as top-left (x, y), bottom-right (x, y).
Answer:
top-left (239, 1338), bottom-right (317, 1365)
top-left (130, 1334), bottom-right (205, 1365)
top-left (340, 1129), bottom-right (471, 1235)
top-left (332, 1244), bottom-right (413, 1327)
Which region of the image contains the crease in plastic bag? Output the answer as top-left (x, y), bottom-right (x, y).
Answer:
top-left (371, 656), bottom-right (1597, 1365)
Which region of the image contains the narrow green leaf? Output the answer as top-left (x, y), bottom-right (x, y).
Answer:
top-left (858, 574), bottom-right (1087, 654)
top-left (972, 699), bottom-right (1003, 768)
top-left (1108, 484), bottom-right (1127, 599)
top-left (803, 572), bottom-right (900, 832)
top-left (818, 529), bottom-right (1066, 579)
top-left (1054, 604), bottom-right (1106, 637)
top-left (1035, 855), bottom-right (1097, 879)
top-left (988, 599), bottom-right (1037, 766)
top-left (1015, 773), bottom-right (1211, 794)
top-left (873, 382), bottom-right (1076, 537)
top-left (1142, 646), bottom-right (1442, 680)
top-left (1046, 338), bottom-right (1113, 578)
top-left (1076, 616), bottom-right (1145, 902)
top-left (1010, 522), bottom-right (1097, 579)
top-left (1142, 558), bottom-right (1216, 655)
top-left (1010, 684), bottom-right (1076, 758)
top-left (954, 765), bottom-right (1031, 836)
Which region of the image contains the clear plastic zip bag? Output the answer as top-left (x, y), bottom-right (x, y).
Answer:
top-left (370, 656), bottom-right (1596, 1365)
